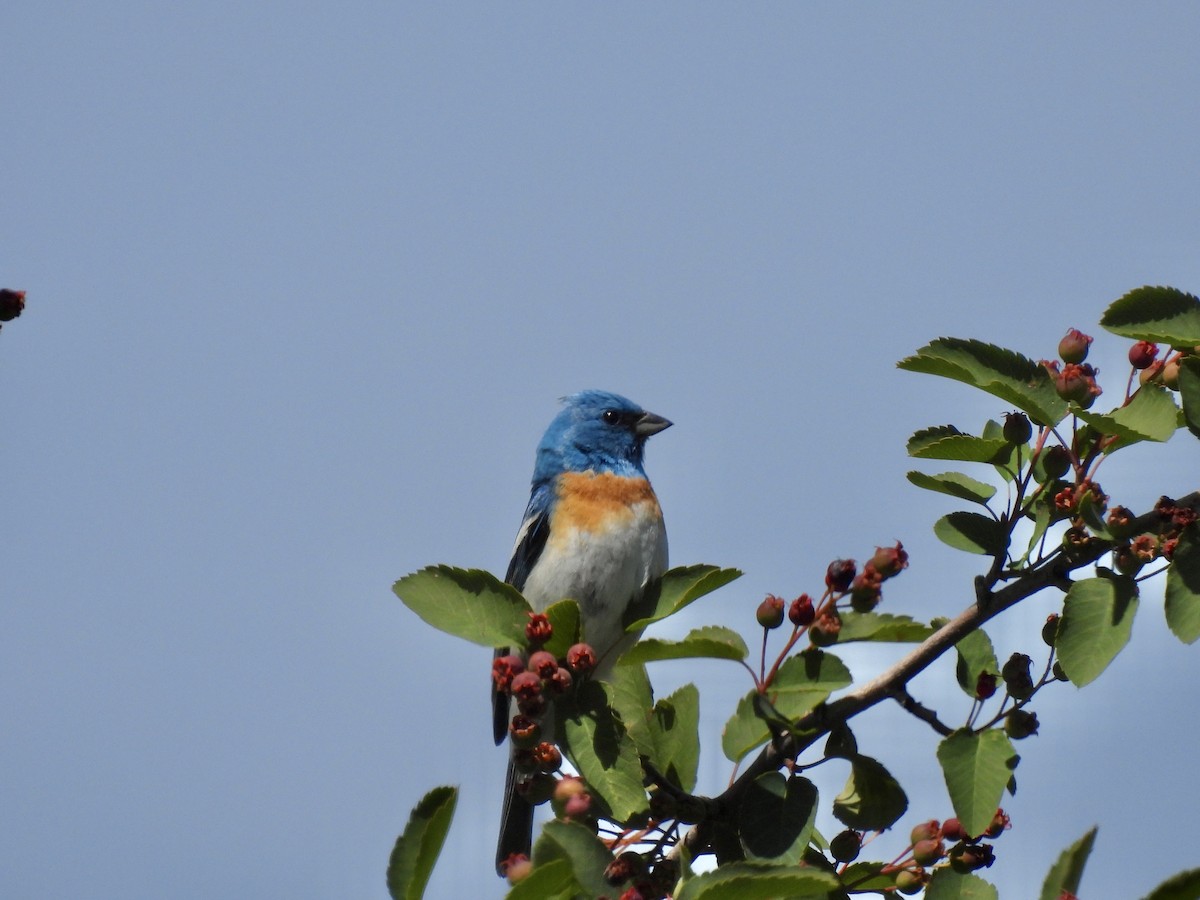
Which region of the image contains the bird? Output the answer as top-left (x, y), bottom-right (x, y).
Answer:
top-left (494, 389), bottom-right (671, 874)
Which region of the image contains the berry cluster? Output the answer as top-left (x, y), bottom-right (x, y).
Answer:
top-left (751, 544), bottom-right (908, 690)
top-left (496, 614), bottom-right (604, 885)
top-left (831, 811), bottom-right (1008, 894)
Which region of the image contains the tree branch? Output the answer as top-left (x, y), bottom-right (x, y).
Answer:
top-left (677, 490), bottom-right (1198, 860)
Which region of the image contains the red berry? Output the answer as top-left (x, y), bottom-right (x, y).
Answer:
top-left (942, 817), bottom-right (966, 841)
top-left (975, 672), bottom-right (998, 701)
top-left (525, 612), bottom-right (553, 645)
top-left (547, 666), bottom-right (573, 695)
top-left (501, 853), bottom-right (532, 884)
top-left (509, 715), bottom-right (541, 748)
top-left (826, 559), bottom-right (857, 593)
top-left (566, 643), bottom-right (598, 675)
top-left (527, 650), bottom-right (558, 679)
top-left (1129, 340), bottom-right (1159, 369)
top-left (492, 654), bottom-right (525, 692)
top-left (788, 594), bottom-right (815, 627)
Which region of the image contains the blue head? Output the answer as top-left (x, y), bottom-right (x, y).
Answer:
top-left (532, 390), bottom-right (671, 483)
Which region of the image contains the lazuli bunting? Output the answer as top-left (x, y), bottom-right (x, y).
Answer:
top-left (494, 390), bottom-right (672, 873)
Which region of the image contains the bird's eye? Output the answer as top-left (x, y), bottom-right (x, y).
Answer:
top-left (602, 409), bottom-right (621, 425)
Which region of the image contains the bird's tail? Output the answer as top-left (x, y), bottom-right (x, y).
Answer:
top-left (495, 758), bottom-right (535, 876)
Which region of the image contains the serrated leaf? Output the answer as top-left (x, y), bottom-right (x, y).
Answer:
top-left (832, 755), bottom-right (908, 831)
top-left (504, 858), bottom-right (575, 900)
top-left (619, 625), bottom-right (749, 665)
top-left (926, 868), bottom-right (1000, 900)
top-left (907, 425), bottom-right (1012, 464)
top-left (1100, 286), bottom-right (1200, 345)
top-left (541, 599), bottom-right (581, 659)
top-left (1143, 867), bottom-right (1200, 900)
top-left (1165, 530), bottom-right (1200, 644)
top-left (651, 684), bottom-right (701, 793)
top-left (934, 511), bottom-right (1008, 556)
top-left (1178, 356), bottom-right (1200, 440)
top-left (954, 627), bottom-right (1000, 698)
top-left (530, 820), bottom-right (614, 899)
top-left (392, 567), bottom-right (531, 647)
top-left (607, 662), bottom-right (656, 758)
top-left (623, 565), bottom-right (742, 631)
top-left (1075, 384), bottom-right (1180, 449)
top-left (386, 786), bottom-right (458, 900)
top-left (738, 773), bottom-right (818, 864)
top-left (673, 863), bottom-right (839, 900)
top-left (558, 681), bottom-right (646, 822)
top-left (898, 338), bottom-right (1068, 425)
top-left (838, 612), bottom-right (935, 643)
top-left (937, 730), bottom-right (1018, 838)
top-left (908, 470), bottom-right (998, 504)
top-left (1038, 826), bottom-right (1097, 900)
top-left (1056, 575), bottom-right (1140, 686)
top-left (722, 650), bottom-right (852, 762)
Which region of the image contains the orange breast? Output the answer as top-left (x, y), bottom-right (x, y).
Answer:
top-left (553, 471), bottom-right (661, 534)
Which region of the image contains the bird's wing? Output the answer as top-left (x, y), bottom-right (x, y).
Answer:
top-left (504, 482), bottom-right (554, 592)
top-left (493, 482), bottom-right (554, 744)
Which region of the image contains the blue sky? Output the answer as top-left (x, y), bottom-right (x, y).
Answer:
top-left (4, 4), bottom-right (1199, 897)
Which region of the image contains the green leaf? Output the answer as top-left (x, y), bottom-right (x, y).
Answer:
top-left (738, 773), bottom-right (818, 864)
top-left (1166, 529), bottom-right (1200, 644)
top-left (651, 684), bottom-right (702, 793)
top-left (898, 338), bottom-right (1068, 425)
top-left (606, 662), bottom-right (656, 758)
top-left (926, 868), bottom-right (1000, 900)
top-left (1100, 286), bottom-right (1200, 346)
top-left (530, 820), bottom-right (614, 900)
top-left (837, 861), bottom-right (897, 892)
top-left (1178, 356), bottom-right (1200, 440)
top-left (674, 863), bottom-right (839, 900)
top-left (832, 755), bottom-right (908, 831)
top-left (937, 730), bottom-right (1018, 838)
top-left (1038, 826), bottom-right (1097, 900)
top-left (954, 627), bottom-right (1000, 698)
top-left (386, 786), bottom-right (458, 900)
top-left (624, 565), bottom-right (742, 631)
top-left (504, 858), bottom-right (575, 900)
top-left (558, 681), bottom-right (647, 822)
top-left (934, 511), bottom-right (1008, 556)
top-left (1075, 384), bottom-right (1180, 449)
top-left (838, 612), bottom-right (934, 643)
top-left (907, 470), bottom-right (998, 505)
top-left (1143, 867), bottom-right (1200, 900)
top-left (722, 650), bottom-right (852, 762)
top-left (393, 567), bottom-right (531, 648)
top-left (540, 599), bottom-right (581, 659)
top-left (982, 418), bottom-right (1018, 482)
top-left (619, 625), bottom-right (749, 665)
top-left (907, 425), bottom-right (1012, 464)
top-left (1056, 575), bottom-right (1140, 686)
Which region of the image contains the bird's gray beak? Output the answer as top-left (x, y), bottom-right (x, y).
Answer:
top-left (635, 411), bottom-right (673, 437)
